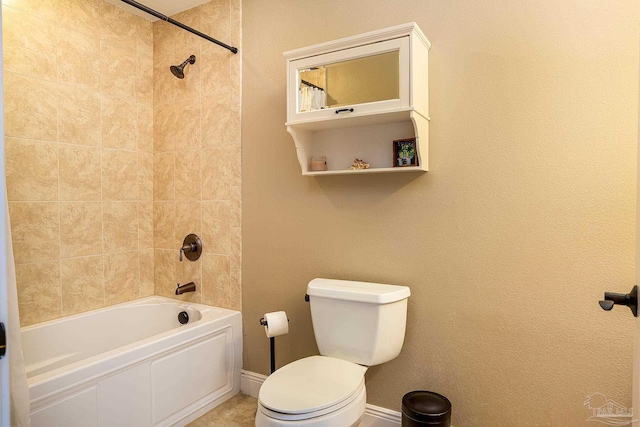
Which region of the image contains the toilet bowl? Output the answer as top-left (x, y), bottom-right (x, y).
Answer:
top-left (256, 356), bottom-right (367, 427)
top-left (255, 279), bottom-right (410, 427)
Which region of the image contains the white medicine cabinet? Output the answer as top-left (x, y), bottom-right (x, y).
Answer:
top-left (284, 22), bottom-right (431, 176)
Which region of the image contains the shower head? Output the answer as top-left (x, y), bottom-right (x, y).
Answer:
top-left (170, 55), bottom-right (196, 79)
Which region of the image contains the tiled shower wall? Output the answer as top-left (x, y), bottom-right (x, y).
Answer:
top-left (3, 0), bottom-right (241, 326)
top-left (152, 0), bottom-right (241, 310)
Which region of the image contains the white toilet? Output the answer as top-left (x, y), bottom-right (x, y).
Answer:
top-left (255, 278), bottom-right (411, 427)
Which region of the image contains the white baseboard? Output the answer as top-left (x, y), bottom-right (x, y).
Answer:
top-left (240, 369), bottom-right (402, 427)
top-left (240, 369), bottom-right (268, 400)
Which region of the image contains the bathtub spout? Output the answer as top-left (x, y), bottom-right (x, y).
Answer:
top-left (176, 282), bottom-right (196, 295)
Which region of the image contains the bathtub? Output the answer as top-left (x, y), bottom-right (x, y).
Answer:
top-left (21, 296), bottom-right (242, 427)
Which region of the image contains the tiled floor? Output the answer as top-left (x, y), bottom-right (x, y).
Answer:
top-left (187, 393), bottom-right (257, 427)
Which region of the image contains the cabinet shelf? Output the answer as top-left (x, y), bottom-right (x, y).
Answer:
top-left (284, 22), bottom-right (430, 177)
top-left (288, 111), bottom-right (429, 176)
top-left (304, 166), bottom-right (424, 177)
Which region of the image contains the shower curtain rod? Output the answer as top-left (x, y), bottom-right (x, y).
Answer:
top-left (119, 0), bottom-right (238, 54)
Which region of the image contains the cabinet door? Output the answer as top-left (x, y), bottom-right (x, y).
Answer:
top-left (287, 36), bottom-right (410, 124)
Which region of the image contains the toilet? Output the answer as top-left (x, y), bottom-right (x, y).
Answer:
top-left (255, 278), bottom-right (411, 427)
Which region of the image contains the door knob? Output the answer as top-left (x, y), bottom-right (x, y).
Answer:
top-left (599, 285), bottom-right (637, 317)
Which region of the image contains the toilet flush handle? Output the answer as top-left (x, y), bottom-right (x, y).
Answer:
top-left (304, 294), bottom-right (309, 302)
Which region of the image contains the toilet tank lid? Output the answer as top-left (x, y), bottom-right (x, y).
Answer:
top-left (307, 278), bottom-right (410, 304)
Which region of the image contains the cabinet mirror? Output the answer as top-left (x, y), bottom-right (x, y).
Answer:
top-left (297, 50), bottom-right (400, 113)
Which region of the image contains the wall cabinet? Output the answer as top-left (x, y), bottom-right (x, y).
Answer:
top-left (284, 22), bottom-right (431, 176)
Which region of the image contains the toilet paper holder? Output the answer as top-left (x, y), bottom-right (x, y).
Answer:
top-left (260, 315), bottom-right (289, 374)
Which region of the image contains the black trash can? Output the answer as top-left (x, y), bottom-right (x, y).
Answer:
top-left (402, 391), bottom-right (451, 426)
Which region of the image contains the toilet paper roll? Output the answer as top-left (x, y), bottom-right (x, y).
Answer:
top-left (263, 311), bottom-right (289, 338)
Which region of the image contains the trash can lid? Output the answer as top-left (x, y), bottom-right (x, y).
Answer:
top-left (402, 391), bottom-right (451, 423)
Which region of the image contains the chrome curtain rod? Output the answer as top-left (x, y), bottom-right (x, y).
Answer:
top-left (119, 0), bottom-right (238, 54)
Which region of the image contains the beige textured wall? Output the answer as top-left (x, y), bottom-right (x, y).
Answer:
top-left (152, 0), bottom-right (241, 309)
top-left (3, 0), bottom-right (155, 326)
top-left (242, 1), bottom-right (639, 425)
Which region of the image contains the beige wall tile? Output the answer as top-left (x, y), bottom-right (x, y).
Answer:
top-left (100, 41), bottom-right (137, 100)
top-left (138, 202), bottom-right (153, 250)
top-left (136, 55), bottom-right (153, 105)
top-left (3, 42), bottom-right (56, 81)
top-left (202, 254), bottom-right (230, 308)
top-left (200, 46), bottom-right (231, 95)
top-left (2, 5), bottom-right (55, 52)
top-left (172, 8), bottom-right (201, 52)
top-left (2, 5), bottom-right (56, 80)
top-left (229, 0), bottom-right (241, 48)
top-left (4, 0), bottom-right (179, 326)
top-left (102, 149), bottom-right (138, 201)
top-left (153, 152), bottom-right (175, 200)
top-left (5, 138), bottom-right (58, 201)
top-left (230, 185), bottom-right (241, 228)
top-left (60, 202), bottom-right (102, 258)
top-left (198, 0), bottom-right (230, 43)
top-left (153, 101), bottom-right (175, 152)
top-left (202, 148), bottom-right (233, 201)
top-left (152, 21), bottom-right (176, 59)
top-left (202, 90), bottom-right (240, 147)
top-left (57, 26), bottom-right (100, 91)
top-left (148, 0), bottom-right (241, 308)
top-left (104, 251), bottom-right (139, 305)
top-left (137, 104), bottom-right (154, 152)
top-left (230, 51), bottom-right (241, 100)
top-left (138, 152), bottom-right (153, 201)
top-left (153, 202), bottom-right (175, 249)
top-left (58, 85), bottom-right (101, 146)
top-left (103, 202), bottom-right (138, 253)
top-left (55, 0), bottom-right (100, 37)
top-left (202, 201), bottom-right (231, 255)
top-left (59, 144), bottom-right (101, 201)
top-left (153, 55), bottom-right (176, 107)
top-left (176, 201), bottom-right (201, 245)
top-left (154, 249), bottom-right (176, 298)
top-left (2, 0), bottom-right (56, 20)
top-left (230, 149), bottom-right (241, 187)
top-left (99, 1), bottom-right (137, 51)
top-left (4, 72), bottom-right (57, 140)
top-left (139, 248), bottom-right (154, 297)
top-left (230, 227), bottom-right (241, 257)
top-left (15, 261), bottom-right (61, 326)
top-left (175, 151), bottom-right (201, 200)
top-left (227, 268), bottom-right (242, 311)
top-left (9, 202), bottom-right (59, 264)
top-left (101, 96), bottom-right (137, 150)
top-left (61, 255), bottom-right (104, 315)
top-left (135, 17), bottom-right (153, 57)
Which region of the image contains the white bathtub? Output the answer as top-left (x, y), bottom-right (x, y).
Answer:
top-left (21, 296), bottom-right (242, 427)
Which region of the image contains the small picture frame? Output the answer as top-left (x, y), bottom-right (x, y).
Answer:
top-left (393, 138), bottom-right (418, 167)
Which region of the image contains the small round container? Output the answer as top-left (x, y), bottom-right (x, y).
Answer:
top-left (402, 391), bottom-right (451, 427)
top-left (310, 156), bottom-right (327, 171)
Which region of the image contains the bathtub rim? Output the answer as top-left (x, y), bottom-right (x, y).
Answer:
top-left (21, 295), bottom-right (229, 333)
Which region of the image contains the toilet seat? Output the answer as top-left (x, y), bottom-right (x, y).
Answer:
top-left (258, 356), bottom-right (367, 421)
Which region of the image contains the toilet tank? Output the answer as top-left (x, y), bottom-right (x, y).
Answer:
top-left (307, 278), bottom-right (411, 366)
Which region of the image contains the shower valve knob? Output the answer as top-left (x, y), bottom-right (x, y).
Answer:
top-left (179, 234), bottom-right (202, 262)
